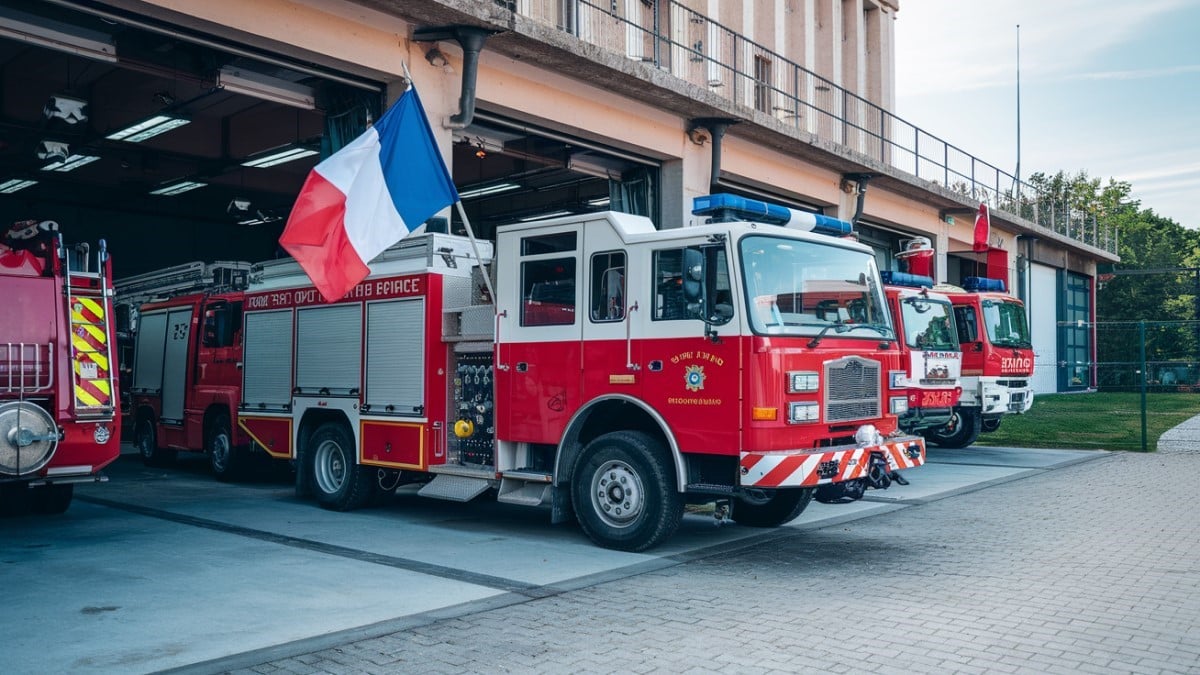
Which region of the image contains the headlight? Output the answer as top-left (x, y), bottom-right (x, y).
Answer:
top-left (890, 370), bottom-right (906, 388)
top-left (788, 402), bottom-right (819, 423)
top-left (787, 371), bottom-right (819, 393)
top-left (889, 396), bottom-right (909, 415)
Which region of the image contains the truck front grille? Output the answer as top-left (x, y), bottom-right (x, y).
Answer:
top-left (825, 356), bottom-right (880, 423)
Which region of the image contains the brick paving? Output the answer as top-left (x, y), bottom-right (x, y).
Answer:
top-left (230, 431), bottom-right (1200, 674)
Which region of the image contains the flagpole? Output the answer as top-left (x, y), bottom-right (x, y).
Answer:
top-left (1015, 24), bottom-right (1022, 205)
top-left (454, 200), bottom-right (497, 307)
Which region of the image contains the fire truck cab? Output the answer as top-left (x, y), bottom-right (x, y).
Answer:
top-left (1, 219), bottom-right (120, 514)
top-left (239, 195), bottom-right (926, 550)
top-left (926, 277), bottom-right (1035, 447)
top-left (881, 271), bottom-right (962, 433)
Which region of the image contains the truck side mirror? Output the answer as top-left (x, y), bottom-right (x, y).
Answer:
top-left (682, 248), bottom-right (703, 304)
top-left (202, 310), bottom-right (219, 347)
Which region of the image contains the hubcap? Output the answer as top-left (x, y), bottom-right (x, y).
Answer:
top-left (313, 439), bottom-right (347, 495)
top-left (590, 459), bottom-right (645, 529)
top-left (211, 432), bottom-right (230, 471)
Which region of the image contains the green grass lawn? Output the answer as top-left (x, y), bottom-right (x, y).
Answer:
top-left (973, 392), bottom-right (1200, 451)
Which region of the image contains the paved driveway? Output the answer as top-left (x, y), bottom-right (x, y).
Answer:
top-left (1, 444), bottom-right (1110, 673)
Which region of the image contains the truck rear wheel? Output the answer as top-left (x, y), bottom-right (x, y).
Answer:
top-left (309, 422), bottom-right (373, 511)
top-left (732, 488), bottom-right (814, 527)
top-left (572, 431), bottom-right (682, 552)
top-left (982, 417), bottom-right (1002, 433)
top-left (30, 484), bottom-right (73, 515)
top-left (136, 417), bottom-right (176, 467)
top-left (208, 412), bottom-right (243, 482)
top-left (927, 408), bottom-right (981, 448)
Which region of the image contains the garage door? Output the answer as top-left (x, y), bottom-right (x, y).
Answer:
top-left (1029, 263), bottom-right (1059, 394)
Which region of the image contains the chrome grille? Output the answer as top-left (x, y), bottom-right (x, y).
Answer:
top-left (824, 356), bottom-right (880, 423)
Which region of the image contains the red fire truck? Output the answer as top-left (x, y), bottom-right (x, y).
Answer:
top-left (125, 261), bottom-right (251, 479)
top-left (234, 194), bottom-right (925, 550)
top-left (881, 271), bottom-right (962, 433)
top-left (1, 219), bottom-right (120, 514)
top-left (926, 277), bottom-right (1035, 447)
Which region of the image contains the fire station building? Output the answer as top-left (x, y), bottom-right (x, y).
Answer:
top-left (0, 0), bottom-right (1117, 392)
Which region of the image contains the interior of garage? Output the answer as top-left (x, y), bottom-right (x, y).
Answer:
top-left (0, 2), bottom-right (659, 282)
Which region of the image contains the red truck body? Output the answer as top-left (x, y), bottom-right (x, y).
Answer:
top-left (1, 220), bottom-right (120, 513)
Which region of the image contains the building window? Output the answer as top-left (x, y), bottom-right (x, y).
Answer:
top-left (754, 55), bottom-right (772, 113)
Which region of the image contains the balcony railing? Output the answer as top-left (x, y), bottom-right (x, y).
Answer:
top-left (499, 0), bottom-right (1118, 254)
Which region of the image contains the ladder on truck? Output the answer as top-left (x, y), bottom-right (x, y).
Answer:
top-left (114, 260), bottom-right (251, 333)
top-left (63, 238), bottom-right (116, 419)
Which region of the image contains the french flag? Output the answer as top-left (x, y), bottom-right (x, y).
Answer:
top-left (279, 85), bottom-right (458, 302)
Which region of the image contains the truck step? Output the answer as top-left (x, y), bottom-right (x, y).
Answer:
top-left (497, 479), bottom-right (551, 506)
top-left (685, 483), bottom-right (737, 495)
top-left (418, 474), bottom-right (492, 502)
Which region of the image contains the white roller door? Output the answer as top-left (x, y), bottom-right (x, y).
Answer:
top-left (1030, 263), bottom-right (1059, 394)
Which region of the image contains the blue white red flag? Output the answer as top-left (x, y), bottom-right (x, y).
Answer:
top-left (972, 203), bottom-right (990, 253)
top-left (279, 85), bottom-right (458, 302)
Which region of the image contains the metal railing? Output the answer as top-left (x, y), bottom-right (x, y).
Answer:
top-left (501, 0), bottom-right (1117, 254)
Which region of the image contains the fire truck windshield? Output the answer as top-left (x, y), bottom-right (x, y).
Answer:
top-left (739, 234), bottom-right (892, 339)
top-left (901, 297), bottom-right (958, 351)
top-left (982, 299), bottom-right (1032, 348)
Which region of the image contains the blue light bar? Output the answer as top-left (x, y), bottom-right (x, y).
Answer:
top-left (692, 193), bottom-right (853, 236)
top-left (880, 271), bottom-right (933, 288)
top-left (963, 276), bottom-right (1006, 292)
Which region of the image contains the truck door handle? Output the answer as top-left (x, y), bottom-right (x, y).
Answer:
top-left (648, 360), bottom-right (663, 372)
top-left (516, 362), bottom-right (528, 372)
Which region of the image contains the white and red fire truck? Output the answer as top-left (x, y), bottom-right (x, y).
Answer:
top-left (230, 194), bottom-right (925, 550)
top-left (881, 271), bottom-right (962, 433)
top-left (925, 277), bottom-right (1035, 447)
top-left (1, 219), bottom-right (120, 514)
top-left (124, 261), bottom-right (251, 478)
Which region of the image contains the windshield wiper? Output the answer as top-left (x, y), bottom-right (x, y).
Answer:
top-left (841, 322), bottom-right (894, 339)
top-left (807, 323), bottom-right (852, 348)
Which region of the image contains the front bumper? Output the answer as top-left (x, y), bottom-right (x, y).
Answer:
top-left (739, 436), bottom-right (925, 488)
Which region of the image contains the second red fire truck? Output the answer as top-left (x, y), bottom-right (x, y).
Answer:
top-left (216, 194), bottom-right (923, 550)
top-left (1, 219), bottom-right (120, 514)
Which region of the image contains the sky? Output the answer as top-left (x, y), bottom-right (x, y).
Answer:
top-left (892, 0), bottom-right (1200, 229)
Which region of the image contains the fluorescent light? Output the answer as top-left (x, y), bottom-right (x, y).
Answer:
top-left (586, 196), bottom-right (611, 207)
top-left (218, 66), bottom-right (316, 110)
top-left (0, 179), bottom-right (37, 194)
top-left (241, 146), bottom-right (319, 168)
top-left (150, 181), bottom-right (207, 196)
top-left (41, 154), bottom-right (100, 172)
top-left (106, 115), bottom-right (190, 142)
top-left (458, 182), bottom-right (519, 199)
top-left (0, 7), bottom-right (117, 63)
top-left (518, 210), bottom-right (572, 222)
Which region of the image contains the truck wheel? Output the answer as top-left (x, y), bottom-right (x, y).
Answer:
top-left (309, 422), bottom-right (373, 511)
top-left (136, 417), bottom-right (176, 467)
top-left (981, 417), bottom-right (1002, 433)
top-left (732, 488), bottom-right (814, 527)
top-left (928, 408), bottom-right (981, 448)
top-left (207, 412), bottom-right (243, 482)
top-left (572, 431), bottom-right (683, 552)
top-left (30, 484), bottom-right (73, 515)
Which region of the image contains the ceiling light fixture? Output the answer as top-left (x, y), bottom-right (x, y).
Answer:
top-left (44, 95), bottom-right (89, 124)
top-left (106, 115), bottom-right (191, 143)
top-left (241, 146), bottom-right (319, 168)
top-left (41, 154), bottom-right (100, 172)
top-left (150, 180), bottom-right (207, 196)
top-left (0, 179), bottom-right (38, 194)
top-left (518, 210), bottom-right (572, 222)
top-left (458, 182), bottom-right (520, 199)
top-left (217, 66), bottom-right (316, 110)
top-left (0, 6), bottom-right (117, 63)
top-left (36, 140), bottom-right (70, 162)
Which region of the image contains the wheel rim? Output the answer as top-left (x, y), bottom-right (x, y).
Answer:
top-left (589, 459), bottom-right (645, 529)
top-left (137, 422), bottom-right (153, 459)
top-left (944, 412), bottom-right (963, 435)
top-left (210, 432), bottom-right (231, 472)
top-left (313, 439), bottom-right (347, 495)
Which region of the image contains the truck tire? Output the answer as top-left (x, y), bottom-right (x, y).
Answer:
top-left (207, 412), bottom-right (243, 482)
top-left (309, 422), bottom-right (373, 511)
top-left (732, 488), bottom-right (814, 527)
top-left (572, 431), bottom-right (683, 552)
top-left (30, 484), bottom-right (73, 515)
top-left (981, 417), bottom-right (1002, 433)
top-left (136, 417), bottom-right (176, 467)
top-left (927, 408), bottom-right (981, 448)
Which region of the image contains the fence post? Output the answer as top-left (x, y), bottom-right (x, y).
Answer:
top-left (1140, 320), bottom-right (1148, 452)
